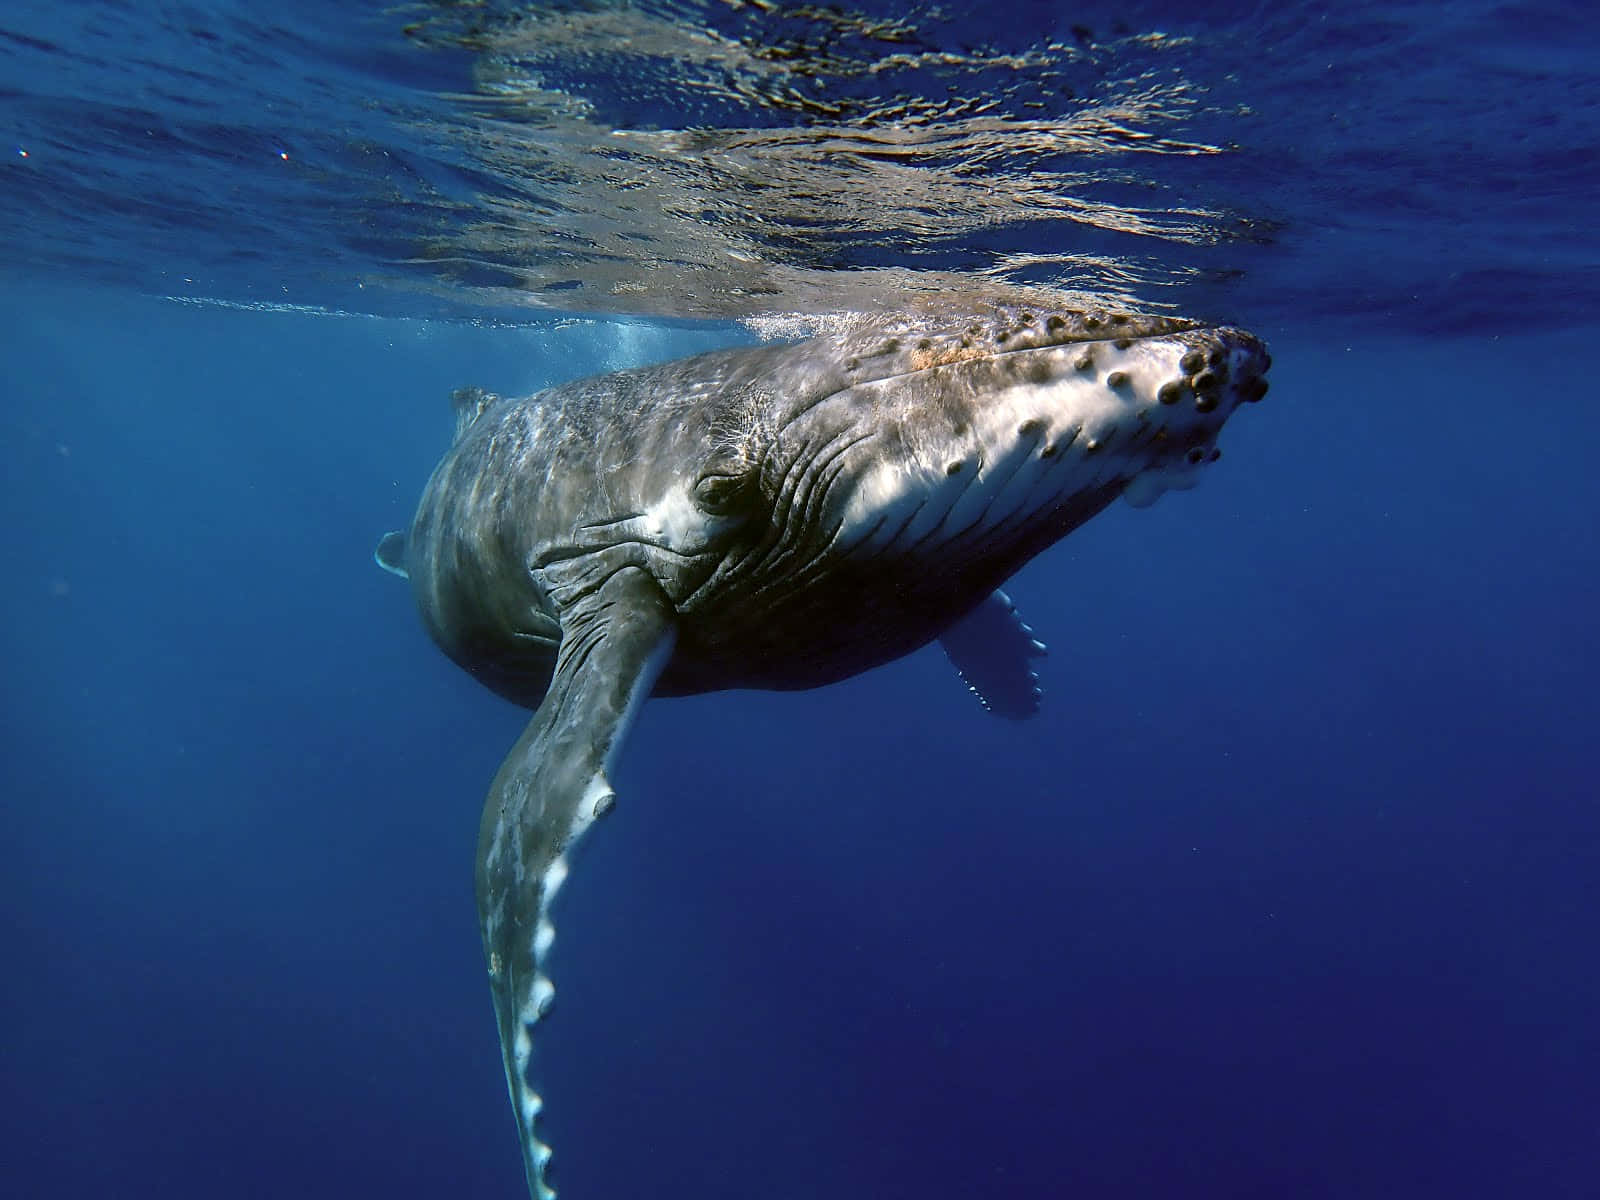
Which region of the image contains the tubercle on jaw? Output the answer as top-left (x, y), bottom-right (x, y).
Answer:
top-left (1000, 329), bottom-right (1257, 460)
top-left (779, 322), bottom-right (1269, 538)
top-left (834, 306), bottom-right (1202, 379)
top-left (827, 315), bottom-right (1274, 436)
top-left (1059, 332), bottom-right (1264, 481)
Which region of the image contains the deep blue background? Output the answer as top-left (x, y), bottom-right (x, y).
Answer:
top-left (4, 287), bottom-right (1597, 1198)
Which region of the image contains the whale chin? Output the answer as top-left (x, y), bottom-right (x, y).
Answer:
top-left (1122, 470), bottom-right (1200, 508)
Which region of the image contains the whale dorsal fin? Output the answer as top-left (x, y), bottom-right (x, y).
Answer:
top-left (939, 589), bottom-right (1047, 720)
top-left (452, 386), bottom-right (501, 443)
top-left (374, 531), bottom-right (409, 579)
top-left (476, 562), bottom-right (676, 1200)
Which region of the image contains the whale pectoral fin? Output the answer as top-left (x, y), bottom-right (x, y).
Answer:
top-left (938, 588), bottom-right (1048, 720)
top-left (476, 565), bottom-right (676, 1200)
top-left (374, 530), bottom-right (409, 579)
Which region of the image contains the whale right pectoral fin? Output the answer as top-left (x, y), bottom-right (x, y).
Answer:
top-left (475, 564), bottom-right (676, 1200)
top-left (939, 589), bottom-right (1048, 720)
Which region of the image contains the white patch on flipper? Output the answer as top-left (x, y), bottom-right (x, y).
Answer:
top-left (530, 1137), bottom-right (556, 1200)
top-left (510, 627), bottom-right (677, 1200)
top-left (542, 855), bottom-right (570, 900)
top-left (529, 975), bottom-right (555, 1020)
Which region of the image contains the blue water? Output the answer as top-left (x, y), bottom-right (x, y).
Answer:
top-left (4, 4), bottom-right (1599, 1199)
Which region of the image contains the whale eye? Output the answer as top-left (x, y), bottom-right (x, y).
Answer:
top-left (693, 472), bottom-right (751, 514)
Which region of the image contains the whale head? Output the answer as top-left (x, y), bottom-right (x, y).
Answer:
top-left (760, 306), bottom-right (1267, 541)
top-left (666, 305), bottom-right (1270, 687)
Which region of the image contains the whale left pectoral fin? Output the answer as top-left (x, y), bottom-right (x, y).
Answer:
top-left (938, 589), bottom-right (1048, 720)
top-left (475, 565), bottom-right (677, 1200)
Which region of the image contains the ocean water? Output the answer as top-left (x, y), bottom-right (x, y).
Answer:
top-left (4, 4), bottom-right (1598, 1199)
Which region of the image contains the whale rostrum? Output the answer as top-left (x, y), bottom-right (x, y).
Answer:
top-left (376, 304), bottom-right (1270, 1197)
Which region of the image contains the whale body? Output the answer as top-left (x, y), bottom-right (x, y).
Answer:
top-left (377, 304), bottom-right (1270, 1197)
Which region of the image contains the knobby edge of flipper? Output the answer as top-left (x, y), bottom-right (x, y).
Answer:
top-left (938, 589), bottom-right (1048, 720)
top-left (476, 564), bottom-right (677, 1200)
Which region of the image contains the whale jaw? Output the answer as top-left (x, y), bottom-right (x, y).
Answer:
top-left (806, 322), bottom-right (1270, 567)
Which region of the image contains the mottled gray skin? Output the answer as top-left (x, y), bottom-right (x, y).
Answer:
top-left (384, 303), bottom-right (1270, 1199)
top-left (410, 308), bottom-right (1264, 702)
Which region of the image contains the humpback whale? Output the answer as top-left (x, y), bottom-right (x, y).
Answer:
top-left (376, 304), bottom-right (1269, 1198)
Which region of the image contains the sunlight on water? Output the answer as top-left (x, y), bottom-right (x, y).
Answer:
top-left (1, 0), bottom-right (1596, 330)
top-left (401, 2), bottom-right (1252, 320)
